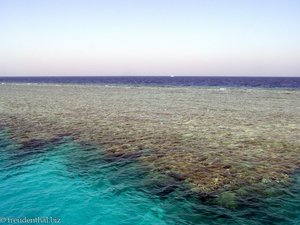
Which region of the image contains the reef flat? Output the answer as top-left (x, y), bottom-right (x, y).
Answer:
top-left (0, 84), bottom-right (299, 204)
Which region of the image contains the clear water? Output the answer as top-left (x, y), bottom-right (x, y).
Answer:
top-left (0, 130), bottom-right (300, 225)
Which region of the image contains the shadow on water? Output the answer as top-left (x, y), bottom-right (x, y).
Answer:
top-left (0, 129), bottom-right (300, 225)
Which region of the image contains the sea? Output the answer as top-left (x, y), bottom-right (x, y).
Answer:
top-left (0, 76), bottom-right (300, 89)
top-left (0, 76), bottom-right (300, 225)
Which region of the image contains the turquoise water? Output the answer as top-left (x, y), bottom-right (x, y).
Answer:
top-left (0, 130), bottom-right (300, 225)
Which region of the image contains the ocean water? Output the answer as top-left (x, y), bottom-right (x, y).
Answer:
top-left (0, 130), bottom-right (300, 225)
top-left (0, 76), bottom-right (300, 89)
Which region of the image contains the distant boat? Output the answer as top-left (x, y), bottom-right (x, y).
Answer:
top-left (170, 75), bottom-right (175, 78)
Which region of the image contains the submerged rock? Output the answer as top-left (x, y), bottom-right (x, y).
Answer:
top-left (217, 191), bottom-right (238, 209)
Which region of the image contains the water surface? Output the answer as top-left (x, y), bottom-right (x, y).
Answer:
top-left (0, 130), bottom-right (299, 225)
top-left (0, 76), bottom-right (299, 89)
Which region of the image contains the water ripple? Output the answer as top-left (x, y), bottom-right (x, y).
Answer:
top-left (0, 131), bottom-right (300, 225)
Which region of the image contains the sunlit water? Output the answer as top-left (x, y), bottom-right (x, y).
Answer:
top-left (0, 130), bottom-right (299, 225)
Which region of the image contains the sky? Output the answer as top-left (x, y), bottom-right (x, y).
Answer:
top-left (0, 0), bottom-right (300, 76)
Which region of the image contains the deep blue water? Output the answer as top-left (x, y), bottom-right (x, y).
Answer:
top-left (1, 130), bottom-right (300, 225)
top-left (0, 76), bottom-right (300, 89)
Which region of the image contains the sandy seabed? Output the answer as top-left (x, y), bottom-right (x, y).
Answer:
top-left (0, 83), bottom-right (299, 205)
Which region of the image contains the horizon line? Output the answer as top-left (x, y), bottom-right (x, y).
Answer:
top-left (0, 75), bottom-right (300, 78)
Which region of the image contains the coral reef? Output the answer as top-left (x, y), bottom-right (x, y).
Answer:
top-left (0, 84), bottom-right (299, 203)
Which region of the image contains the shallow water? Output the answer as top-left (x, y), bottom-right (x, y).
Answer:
top-left (0, 130), bottom-right (299, 225)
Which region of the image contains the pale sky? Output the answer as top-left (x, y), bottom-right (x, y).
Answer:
top-left (0, 0), bottom-right (300, 76)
